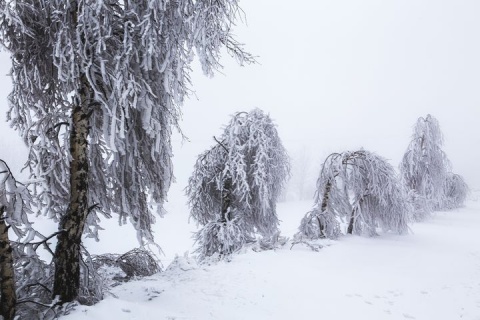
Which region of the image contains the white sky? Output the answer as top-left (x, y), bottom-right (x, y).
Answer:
top-left (175, 0), bottom-right (480, 189)
top-left (1, 0), bottom-right (479, 190)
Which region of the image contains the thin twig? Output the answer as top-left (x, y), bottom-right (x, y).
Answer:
top-left (30, 231), bottom-right (65, 256)
top-left (18, 282), bottom-right (52, 294)
top-left (213, 136), bottom-right (228, 153)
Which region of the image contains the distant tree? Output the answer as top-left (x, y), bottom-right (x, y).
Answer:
top-left (0, 0), bottom-right (253, 303)
top-left (286, 147), bottom-right (317, 201)
top-left (399, 114), bottom-right (450, 219)
top-left (296, 150), bottom-right (410, 240)
top-left (405, 189), bottom-right (431, 223)
top-left (443, 173), bottom-right (469, 209)
top-left (187, 109), bottom-right (290, 260)
top-left (0, 160), bottom-right (34, 320)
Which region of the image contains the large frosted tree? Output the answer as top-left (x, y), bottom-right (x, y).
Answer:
top-left (399, 114), bottom-right (450, 219)
top-left (0, 0), bottom-right (252, 303)
top-left (187, 109), bottom-right (290, 260)
top-left (296, 150), bottom-right (410, 240)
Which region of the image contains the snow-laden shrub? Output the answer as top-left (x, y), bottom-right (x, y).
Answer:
top-left (93, 248), bottom-right (160, 281)
top-left (92, 253), bottom-right (121, 271)
top-left (116, 248), bottom-right (160, 278)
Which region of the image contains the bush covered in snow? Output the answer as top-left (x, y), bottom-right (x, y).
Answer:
top-left (93, 248), bottom-right (161, 283)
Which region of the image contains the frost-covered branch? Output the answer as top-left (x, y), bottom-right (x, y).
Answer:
top-left (0, 160), bottom-right (34, 240)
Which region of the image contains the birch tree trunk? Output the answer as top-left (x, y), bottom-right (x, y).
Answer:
top-left (0, 206), bottom-right (16, 320)
top-left (347, 207), bottom-right (356, 234)
top-left (52, 76), bottom-right (91, 303)
top-left (318, 180), bottom-right (332, 237)
top-left (221, 178), bottom-right (232, 222)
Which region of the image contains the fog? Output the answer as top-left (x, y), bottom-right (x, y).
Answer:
top-left (1, 0), bottom-right (479, 193)
top-left (174, 0), bottom-right (480, 191)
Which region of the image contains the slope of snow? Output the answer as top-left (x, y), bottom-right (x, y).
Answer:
top-left (62, 192), bottom-right (480, 320)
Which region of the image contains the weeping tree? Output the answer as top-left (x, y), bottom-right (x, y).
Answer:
top-left (296, 150), bottom-right (410, 240)
top-left (443, 173), bottom-right (469, 209)
top-left (0, 160), bottom-right (35, 320)
top-left (0, 0), bottom-right (253, 303)
top-left (187, 109), bottom-right (290, 260)
top-left (399, 114), bottom-right (451, 219)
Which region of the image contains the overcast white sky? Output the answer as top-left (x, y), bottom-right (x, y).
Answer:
top-left (1, 0), bottom-right (479, 191)
top-left (175, 0), bottom-right (480, 190)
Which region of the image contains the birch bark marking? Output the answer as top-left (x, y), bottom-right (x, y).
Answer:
top-left (0, 206), bottom-right (16, 320)
top-left (52, 75), bottom-right (91, 303)
top-left (347, 208), bottom-right (355, 234)
top-left (318, 179), bottom-right (332, 237)
top-left (221, 178), bottom-right (232, 222)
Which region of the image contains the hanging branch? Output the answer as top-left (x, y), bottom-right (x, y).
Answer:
top-left (213, 136), bottom-right (229, 153)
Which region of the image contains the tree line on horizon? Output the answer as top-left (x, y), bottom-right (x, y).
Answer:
top-left (187, 112), bottom-right (468, 257)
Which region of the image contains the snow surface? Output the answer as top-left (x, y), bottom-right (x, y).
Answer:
top-left (61, 192), bottom-right (480, 320)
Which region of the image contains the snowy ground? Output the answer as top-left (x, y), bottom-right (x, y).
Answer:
top-left (62, 192), bottom-right (480, 320)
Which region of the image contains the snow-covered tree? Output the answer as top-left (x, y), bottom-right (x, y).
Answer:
top-left (443, 173), bottom-right (468, 209)
top-left (0, 160), bottom-right (34, 320)
top-left (187, 109), bottom-right (290, 260)
top-left (0, 0), bottom-right (253, 303)
top-left (296, 150), bottom-right (410, 240)
top-left (399, 114), bottom-right (450, 219)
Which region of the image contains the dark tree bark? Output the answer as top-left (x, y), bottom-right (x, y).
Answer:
top-left (347, 198), bottom-right (363, 234)
top-left (221, 178), bottom-right (232, 222)
top-left (0, 206), bottom-right (16, 320)
top-left (320, 180), bottom-right (332, 213)
top-left (52, 76), bottom-right (91, 303)
top-left (347, 208), bottom-right (356, 234)
top-left (317, 180), bottom-right (332, 237)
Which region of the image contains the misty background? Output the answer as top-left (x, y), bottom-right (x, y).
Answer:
top-left (1, 0), bottom-right (479, 201)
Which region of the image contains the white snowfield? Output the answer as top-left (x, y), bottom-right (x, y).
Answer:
top-left (65, 193), bottom-right (480, 320)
